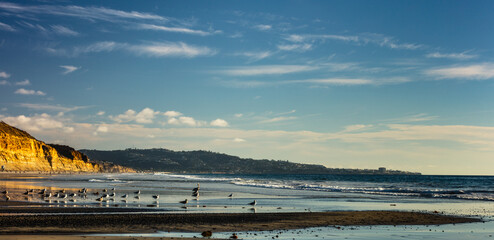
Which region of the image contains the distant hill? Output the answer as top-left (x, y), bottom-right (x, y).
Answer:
top-left (80, 148), bottom-right (421, 175)
top-left (0, 121), bottom-right (135, 173)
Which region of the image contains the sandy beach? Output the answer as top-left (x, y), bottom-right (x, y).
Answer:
top-left (0, 204), bottom-right (479, 235)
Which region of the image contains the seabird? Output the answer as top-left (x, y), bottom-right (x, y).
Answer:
top-left (1, 190), bottom-right (7, 194)
top-left (121, 194), bottom-right (128, 198)
top-left (248, 200), bottom-right (257, 206)
top-left (134, 190), bottom-right (141, 195)
top-left (102, 189), bottom-right (108, 192)
top-left (45, 193), bottom-right (52, 198)
top-left (102, 194), bottom-right (109, 198)
top-left (96, 197), bottom-right (103, 201)
top-left (23, 190), bottom-right (29, 195)
top-left (192, 183), bottom-right (200, 192)
top-left (69, 193), bottom-right (77, 197)
top-left (134, 196), bottom-right (140, 200)
top-left (5, 195), bottom-right (10, 201)
top-left (192, 192), bottom-right (199, 197)
top-left (228, 193), bottom-right (233, 198)
top-left (109, 193), bottom-right (115, 197)
top-left (179, 199), bottom-right (188, 205)
top-left (152, 195), bottom-right (159, 200)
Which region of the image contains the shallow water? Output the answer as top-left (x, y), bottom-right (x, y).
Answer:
top-left (1, 173), bottom-right (493, 239)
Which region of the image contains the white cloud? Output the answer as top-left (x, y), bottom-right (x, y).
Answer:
top-left (286, 33), bottom-right (422, 50)
top-left (137, 24), bottom-right (213, 36)
top-left (164, 111), bottom-right (183, 118)
top-left (291, 78), bottom-right (374, 86)
top-left (15, 79), bottom-right (30, 86)
top-left (130, 42), bottom-right (216, 58)
top-left (51, 25), bottom-right (79, 36)
top-left (235, 51), bottom-right (272, 61)
top-left (18, 103), bottom-right (86, 112)
top-left (425, 63), bottom-right (494, 80)
top-left (342, 124), bottom-right (373, 132)
top-left (0, 71), bottom-right (10, 78)
top-left (0, 80), bottom-right (9, 85)
top-left (96, 125), bottom-right (108, 133)
top-left (97, 111), bottom-right (105, 116)
top-left (426, 51), bottom-right (477, 60)
top-left (210, 118), bottom-right (229, 127)
top-left (254, 24), bottom-right (272, 31)
top-left (48, 41), bottom-right (216, 58)
top-left (277, 43), bottom-right (312, 52)
top-left (0, 21), bottom-right (15, 31)
top-left (233, 138), bottom-right (246, 142)
top-left (178, 116), bottom-right (197, 126)
top-left (111, 108), bottom-right (160, 124)
top-left (234, 113), bottom-right (243, 118)
top-left (2, 113), bottom-right (64, 132)
top-left (219, 65), bottom-right (319, 76)
top-left (15, 88), bottom-right (46, 96)
top-left (0, 2), bottom-right (166, 22)
top-left (60, 65), bottom-right (80, 74)
top-left (260, 116), bottom-right (297, 123)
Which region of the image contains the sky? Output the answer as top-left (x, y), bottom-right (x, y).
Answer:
top-left (1, 0), bottom-right (494, 175)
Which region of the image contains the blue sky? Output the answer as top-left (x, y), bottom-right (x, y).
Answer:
top-left (1, 0), bottom-right (494, 175)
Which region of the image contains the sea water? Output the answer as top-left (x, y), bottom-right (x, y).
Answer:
top-left (1, 173), bottom-right (493, 239)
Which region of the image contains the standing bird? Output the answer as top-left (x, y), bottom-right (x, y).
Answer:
top-left (192, 191), bottom-right (199, 198)
top-left (179, 199), bottom-right (188, 205)
top-left (134, 190), bottom-right (141, 195)
top-left (248, 200), bottom-right (257, 206)
top-left (121, 194), bottom-right (128, 198)
top-left (5, 195), bottom-right (10, 201)
top-left (152, 194), bottom-right (159, 200)
top-left (228, 193), bottom-right (233, 198)
top-left (192, 183), bottom-right (200, 193)
top-left (1, 190), bottom-right (8, 194)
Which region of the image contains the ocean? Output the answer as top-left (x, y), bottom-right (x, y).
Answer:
top-left (1, 173), bottom-right (493, 239)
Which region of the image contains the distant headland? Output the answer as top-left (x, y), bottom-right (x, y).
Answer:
top-left (81, 148), bottom-right (421, 175)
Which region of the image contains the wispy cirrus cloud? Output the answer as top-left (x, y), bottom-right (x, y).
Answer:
top-left (425, 51), bottom-right (477, 60)
top-left (425, 63), bottom-right (494, 80)
top-left (136, 23), bottom-right (218, 36)
top-left (0, 21), bottom-right (15, 31)
top-left (60, 65), bottom-right (80, 74)
top-left (234, 51), bottom-right (272, 62)
top-left (51, 25), bottom-right (79, 36)
top-left (277, 43), bottom-right (312, 52)
top-left (47, 41), bottom-right (215, 58)
top-left (18, 103), bottom-right (87, 112)
top-left (0, 2), bottom-right (166, 23)
top-left (253, 24), bottom-right (272, 31)
top-left (286, 33), bottom-right (422, 50)
top-left (14, 88), bottom-right (46, 96)
top-left (130, 42), bottom-right (216, 58)
top-left (219, 65), bottom-right (319, 76)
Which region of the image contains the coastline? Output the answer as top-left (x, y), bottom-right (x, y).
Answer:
top-left (0, 209), bottom-right (479, 234)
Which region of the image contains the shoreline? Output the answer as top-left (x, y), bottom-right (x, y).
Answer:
top-left (0, 210), bottom-right (480, 234)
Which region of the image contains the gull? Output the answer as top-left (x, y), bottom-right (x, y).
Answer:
top-left (102, 189), bottom-right (108, 192)
top-left (23, 190), bottom-right (29, 195)
top-left (1, 190), bottom-right (7, 194)
top-left (134, 190), bottom-right (141, 195)
top-left (248, 200), bottom-right (257, 206)
top-left (62, 194), bottom-right (68, 199)
top-left (109, 193), bottom-right (115, 197)
top-left (55, 193), bottom-right (60, 198)
top-left (5, 195), bottom-right (10, 201)
top-left (192, 183), bottom-right (200, 192)
top-left (69, 193), bottom-right (77, 197)
top-left (121, 194), bottom-right (128, 198)
top-left (228, 193), bottom-right (233, 198)
top-left (192, 192), bottom-right (199, 198)
top-left (102, 194), bottom-right (109, 198)
top-left (134, 196), bottom-right (140, 200)
top-left (96, 197), bottom-right (103, 201)
top-left (45, 193), bottom-right (52, 198)
top-left (152, 195), bottom-right (159, 200)
top-left (179, 199), bottom-right (188, 205)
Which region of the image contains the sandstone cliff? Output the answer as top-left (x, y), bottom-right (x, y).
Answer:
top-left (0, 121), bottom-right (134, 173)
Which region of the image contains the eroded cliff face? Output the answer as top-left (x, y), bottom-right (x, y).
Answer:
top-left (0, 122), bottom-right (134, 173)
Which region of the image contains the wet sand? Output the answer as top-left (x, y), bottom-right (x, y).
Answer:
top-left (0, 208), bottom-right (479, 234)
